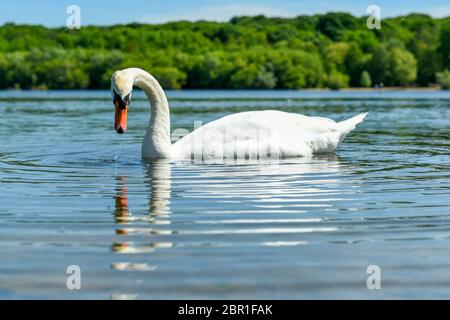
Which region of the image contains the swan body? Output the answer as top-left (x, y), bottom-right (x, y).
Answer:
top-left (111, 68), bottom-right (367, 160)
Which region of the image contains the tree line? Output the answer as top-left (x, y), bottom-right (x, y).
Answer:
top-left (0, 12), bottom-right (449, 90)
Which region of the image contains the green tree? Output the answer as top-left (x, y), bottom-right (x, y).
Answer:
top-left (0, 14), bottom-right (446, 89)
top-left (405, 15), bottom-right (440, 84)
top-left (436, 70), bottom-right (450, 89)
top-left (229, 64), bottom-right (276, 89)
top-left (317, 12), bottom-right (358, 41)
top-left (323, 42), bottom-right (350, 73)
top-left (438, 19), bottom-right (450, 69)
top-left (344, 43), bottom-right (370, 86)
top-left (370, 43), bottom-right (417, 86)
top-left (87, 51), bottom-right (124, 88)
top-left (389, 47), bottom-right (418, 85)
top-left (327, 69), bottom-right (349, 90)
top-left (360, 70), bottom-right (372, 87)
top-left (152, 67), bottom-right (187, 89)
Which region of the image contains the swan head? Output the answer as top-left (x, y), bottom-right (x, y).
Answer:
top-left (111, 70), bottom-right (133, 134)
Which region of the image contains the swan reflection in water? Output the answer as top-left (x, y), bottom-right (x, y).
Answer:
top-left (177, 154), bottom-right (351, 210)
top-left (112, 160), bottom-right (173, 265)
top-left (111, 155), bottom-right (352, 265)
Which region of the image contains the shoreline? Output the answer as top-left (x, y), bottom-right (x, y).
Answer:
top-left (0, 87), bottom-right (446, 92)
top-left (340, 86), bottom-right (442, 92)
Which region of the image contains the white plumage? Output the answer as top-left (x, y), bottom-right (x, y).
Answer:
top-left (111, 68), bottom-right (367, 160)
top-left (172, 110), bottom-right (367, 160)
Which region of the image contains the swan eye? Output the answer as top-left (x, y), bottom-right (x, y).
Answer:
top-left (123, 93), bottom-right (131, 105)
top-left (112, 89), bottom-right (130, 109)
top-left (113, 89), bottom-right (121, 104)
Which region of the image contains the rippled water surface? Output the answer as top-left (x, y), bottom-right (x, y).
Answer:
top-left (0, 90), bottom-right (449, 299)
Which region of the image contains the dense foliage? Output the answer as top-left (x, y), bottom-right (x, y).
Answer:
top-left (437, 70), bottom-right (450, 89)
top-left (0, 13), bottom-right (449, 90)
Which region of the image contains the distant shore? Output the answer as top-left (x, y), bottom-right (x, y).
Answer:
top-left (340, 86), bottom-right (443, 92)
top-left (0, 86), bottom-right (446, 92)
top-left (1, 14), bottom-right (449, 91)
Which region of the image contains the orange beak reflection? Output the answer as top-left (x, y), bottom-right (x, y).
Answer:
top-left (115, 176), bottom-right (129, 225)
top-left (114, 101), bottom-right (128, 134)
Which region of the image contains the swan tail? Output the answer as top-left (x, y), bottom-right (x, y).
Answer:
top-left (334, 112), bottom-right (368, 145)
top-left (337, 112), bottom-right (368, 135)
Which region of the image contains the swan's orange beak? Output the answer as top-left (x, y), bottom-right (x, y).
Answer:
top-left (115, 101), bottom-right (128, 134)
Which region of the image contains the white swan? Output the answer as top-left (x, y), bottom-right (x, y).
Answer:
top-left (111, 68), bottom-right (367, 160)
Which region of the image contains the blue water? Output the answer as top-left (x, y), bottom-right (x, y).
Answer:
top-left (0, 89), bottom-right (449, 299)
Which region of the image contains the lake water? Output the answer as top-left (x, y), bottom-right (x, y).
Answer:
top-left (0, 89), bottom-right (449, 299)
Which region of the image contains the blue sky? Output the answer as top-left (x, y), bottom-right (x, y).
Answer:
top-left (1, 0), bottom-right (449, 26)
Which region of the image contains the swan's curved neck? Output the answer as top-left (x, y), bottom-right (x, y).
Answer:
top-left (132, 69), bottom-right (171, 158)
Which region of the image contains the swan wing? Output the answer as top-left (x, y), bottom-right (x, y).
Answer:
top-left (172, 110), bottom-right (366, 159)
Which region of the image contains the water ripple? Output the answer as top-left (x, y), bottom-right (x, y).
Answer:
top-left (1, 91), bottom-right (450, 299)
